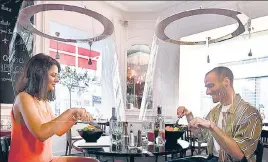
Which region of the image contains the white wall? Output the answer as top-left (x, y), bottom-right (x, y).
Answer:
top-left (179, 16), bottom-right (268, 124)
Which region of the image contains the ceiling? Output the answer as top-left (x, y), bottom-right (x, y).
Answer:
top-left (104, 1), bottom-right (268, 41)
top-left (104, 1), bottom-right (186, 12)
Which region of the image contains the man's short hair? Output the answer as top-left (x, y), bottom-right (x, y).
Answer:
top-left (206, 66), bottom-right (234, 87)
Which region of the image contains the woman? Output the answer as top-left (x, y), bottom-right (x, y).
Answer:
top-left (8, 53), bottom-right (96, 162)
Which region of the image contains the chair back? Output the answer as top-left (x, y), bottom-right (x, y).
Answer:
top-left (0, 136), bottom-right (10, 162)
top-left (255, 140), bottom-right (263, 162)
top-left (66, 129), bottom-right (72, 144)
top-left (97, 122), bottom-right (109, 135)
top-left (261, 129), bottom-right (268, 145)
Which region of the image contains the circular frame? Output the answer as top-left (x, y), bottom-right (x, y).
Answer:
top-left (18, 4), bottom-right (114, 43)
top-left (156, 8), bottom-right (249, 45)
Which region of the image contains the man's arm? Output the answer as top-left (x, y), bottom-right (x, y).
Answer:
top-left (209, 122), bottom-right (244, 160)
top-left (189, 111), bottom-right (262, 161)
top-left (232, 109), bottom-right (262, 160)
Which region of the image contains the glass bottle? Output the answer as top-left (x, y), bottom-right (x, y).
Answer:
top-left (154, 106), bottom-right (165, 146)
top-left (110, 107), bottom-right (118, 150)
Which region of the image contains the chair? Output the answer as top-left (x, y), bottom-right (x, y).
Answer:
top-left (261, 129), bottom-right (268, 148)
top-left (65, 129), bottom-right (83, 156)
top-left (0, 136), bottom-right (10, 162)
top-left (97, 121), bottom-right (109, 136)
top-left (65, 121), bottom-right (110, 156)
top-left (184, 127), bottom-right (207, 156)
top-left (255, 140), bottom-right (263, 162)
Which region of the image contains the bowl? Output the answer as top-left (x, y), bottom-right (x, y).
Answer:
top-left (77, 129), bottom-right (103, 142)
top-left (165, 129), bottom-right (185, 149)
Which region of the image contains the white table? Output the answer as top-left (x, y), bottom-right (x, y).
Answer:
top-left (73, 136), bottom-right (111, 148)
top-left (262, 126), bottom-right (268, 131)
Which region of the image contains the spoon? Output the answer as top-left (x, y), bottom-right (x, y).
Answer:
top-left (174, 118), bottom-right (180, 128)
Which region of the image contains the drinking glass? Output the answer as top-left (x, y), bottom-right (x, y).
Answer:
top-left (141, 121), bottom-right (153, 148)
top-left (110, 121), bottom-right (124, 151)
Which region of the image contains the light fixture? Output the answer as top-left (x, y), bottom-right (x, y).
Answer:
top-left (18, 4), bottom-right (114, 43)
top-left (247, 19), bottom-right (253, 57)
top-left (248, 49), bottom-right (252, 57)
top-left (88, 41), bottom-right (93, 65)
top-left (156, 8), bottom-right (248, 45)
top-left (206, 37), bottom-right (211, 63)
top-left (207, 55), bottom-right (210, 63)
top-left (55, 32), bottom-right (60, 59)
top-left (88, 58), bottom-right (92, 65)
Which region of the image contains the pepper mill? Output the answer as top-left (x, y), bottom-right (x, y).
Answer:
top-left (123, 122), bottom-right (129, 147)
top-left (137, 130), bottom-right (142, 147)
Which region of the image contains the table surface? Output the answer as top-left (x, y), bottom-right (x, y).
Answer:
top-left (263, 126), bottom-right (268, 131)
top-left (73, 136), bottom-right (189, 157)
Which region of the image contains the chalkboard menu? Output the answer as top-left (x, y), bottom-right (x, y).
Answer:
top-left (0, 0), bottom-right (34, 103)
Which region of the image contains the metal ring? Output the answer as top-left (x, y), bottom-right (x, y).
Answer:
top-left (156, 8), bottom-right (249, 45)
top-left (18, 4), bottom-right (114, 43)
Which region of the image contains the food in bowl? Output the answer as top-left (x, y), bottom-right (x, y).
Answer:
top-left (165, 126), bottom-right (184, 131)
top-left (77, 125), bottom-right (103, 142)
top-left (82, 125), bottom-right (102, 131)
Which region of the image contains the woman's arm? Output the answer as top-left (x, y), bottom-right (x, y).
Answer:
top-left (18, 92), bottom-right (78, 142)
top-left (47, 103), bottom-right (77, 136)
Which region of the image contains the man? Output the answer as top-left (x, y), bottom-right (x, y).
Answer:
top-left (176, 66), bottom-right (262, 162)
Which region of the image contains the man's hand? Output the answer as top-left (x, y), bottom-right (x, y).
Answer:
top-left (177, 106), bottom-right (194, 123)
top-left (177, 106), bottom-right (191, 118)
top-left (188, 117), bottom-right (213, 130)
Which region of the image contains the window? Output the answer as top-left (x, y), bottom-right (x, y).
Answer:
top-left (126, 44), bottom-right (150, 109)
top-left (48, 21), bottom-right (102, 117)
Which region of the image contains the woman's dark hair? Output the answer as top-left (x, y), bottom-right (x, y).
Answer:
top-left (16, 53), bottom-right (61, 101)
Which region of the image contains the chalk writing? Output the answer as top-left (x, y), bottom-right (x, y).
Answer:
top-left (0, 19), bottom-right (10, 26)
top-left (2, 54), bottom-right (24, 64)
top-left (1, 0), bottom-right (11, 6)
top-left (2, 38), bottom-right (8, 44)
top-left (1, 5), bottom-right (12, 12)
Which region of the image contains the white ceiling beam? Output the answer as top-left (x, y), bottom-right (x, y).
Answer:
top-left (104, 1), bottom-right (128, 12)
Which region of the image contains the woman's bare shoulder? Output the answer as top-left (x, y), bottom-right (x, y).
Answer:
top-left (16, 92), bottom-right (34, 102)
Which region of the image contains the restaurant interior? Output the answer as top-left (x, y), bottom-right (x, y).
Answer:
top-left (1, 1), bottom-right (268, 162)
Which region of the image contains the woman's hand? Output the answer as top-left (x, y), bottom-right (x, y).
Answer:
top-left (72, 108), bottom-right (93, 122)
